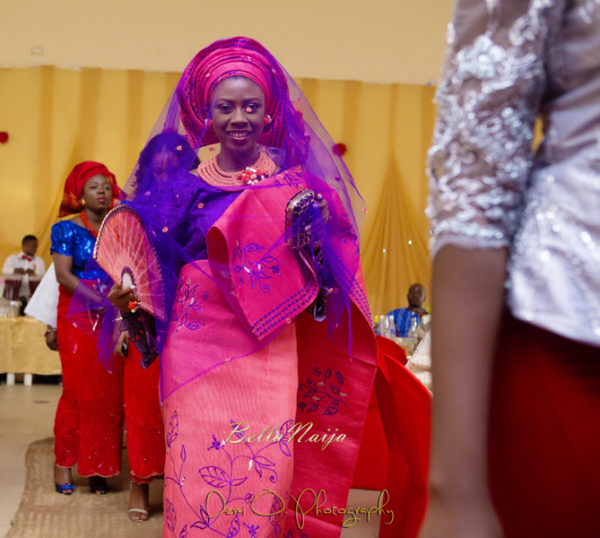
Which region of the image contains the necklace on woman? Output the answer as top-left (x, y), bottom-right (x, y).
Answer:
top-left (197, 152), bottom-right (276, 188)
top-left (80, 211), bottom-right (100, 238)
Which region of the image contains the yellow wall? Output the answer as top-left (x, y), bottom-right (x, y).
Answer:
top-left (0, 2), bottom-right (455, 312)
top-left (0, 0), bottom-right (453, 84)
top-left (0, 67), bottom-right (438, 314)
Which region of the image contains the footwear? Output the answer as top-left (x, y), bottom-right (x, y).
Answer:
top-left (54, 466), bottom-right (74, 495)
top-left (128, 482), bottom-right (150, 521)
top-left (89, 475), bottom-right (108, 495)
top-left (54, 482), bottom-right (74, 495)
top-left (128, 508), bottom-right (149, 522)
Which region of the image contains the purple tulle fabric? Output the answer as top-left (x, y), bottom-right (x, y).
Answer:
top-left (79, 37), bottom-right (367, 381)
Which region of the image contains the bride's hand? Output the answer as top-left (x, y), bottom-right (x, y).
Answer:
top-left (107, 283), bottom-right (138, 312)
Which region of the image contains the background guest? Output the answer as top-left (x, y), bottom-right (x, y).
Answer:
top-left (422, 2), bottom-right (600, 537)
top-left (2, 235), bottom-right (45, 279)
top-left (52, 161), bottom-right (164, 521)
top-left (2, 234), bottom-right (46, 311)
top-left (51, 161), bottom-right (125, 497)
top-left (387, 282), bottom-right (427, 337)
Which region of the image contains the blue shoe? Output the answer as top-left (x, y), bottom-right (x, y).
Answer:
top-left (55, 482), bottom-right (74, 495)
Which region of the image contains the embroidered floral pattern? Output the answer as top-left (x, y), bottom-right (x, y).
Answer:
top-left (166, 410), bottom-right (179, 448)
top-left (274, 168), bottom-right (304, 187)
top-left (243, 523), bottom-right (260, 537)
top-left (171, 280), bottom-right (209, 332)
top-left (267, 494), bottom-right (286, 536)
top-left (232, 241), bottom-right (281, 292)
top-left (165, 498), bottom-right (177, 531)
top-left (164, 412), bottom-right (293, 536)
top-left (297, 367), bottom-right (348, 415)
top-left (285, 529), bottom-right (309, 538)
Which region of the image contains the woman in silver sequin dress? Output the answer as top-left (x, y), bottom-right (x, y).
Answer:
top-left (423, 2), bottom-right (600, 537)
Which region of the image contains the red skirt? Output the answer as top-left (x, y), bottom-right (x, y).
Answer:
top-left (489, 315), bottom-right (600, 537)
top-left (54, 286), bottom-right (124, 476)
top-left (124, 348), bottom-right (164, 482)
top-left (54, 286), bottom-right (164, 480)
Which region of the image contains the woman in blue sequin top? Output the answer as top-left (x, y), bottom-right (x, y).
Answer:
top-left (50, 162), bottom-right (164, 521)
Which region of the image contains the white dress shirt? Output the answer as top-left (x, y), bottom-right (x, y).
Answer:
top-left (2, 252), bottom-right (46, 298)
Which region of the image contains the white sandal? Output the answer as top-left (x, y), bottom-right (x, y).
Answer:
top-left (128, 508), bottom-right (149, 522)
top-left (128, 482), bottom-right (150, 522)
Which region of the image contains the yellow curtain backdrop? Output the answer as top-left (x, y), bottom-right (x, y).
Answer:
top-left (0, 66), bottom-right (436, 316)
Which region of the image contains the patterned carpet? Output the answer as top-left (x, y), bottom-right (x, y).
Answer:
top-left (6, 437), bottom-right (382, 537)
top-left (6, 438), bottom-right (163, 538)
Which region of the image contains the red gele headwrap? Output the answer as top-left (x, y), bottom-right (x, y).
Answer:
top-left (177, 37), bottom-right (289, 148)
top-left (59, 161), bottom-right (120, 217)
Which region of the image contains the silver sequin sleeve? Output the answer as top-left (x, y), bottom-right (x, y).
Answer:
top-left (427, 0), bottom-right (564, 255)
top-left (428, 0), bottom-right (600, 348)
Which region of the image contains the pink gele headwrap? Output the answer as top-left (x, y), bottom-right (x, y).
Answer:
top-left (177, 37), bottom-right (290, 148)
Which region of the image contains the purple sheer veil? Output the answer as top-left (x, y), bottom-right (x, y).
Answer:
top-left (66, 131), bottom-right (200, 371)
top-left (121, 37), bottom-right (365, 230)
top-left (89, 37), bottom-right (369, 377)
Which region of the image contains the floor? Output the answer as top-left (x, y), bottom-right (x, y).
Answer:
top-left (0, 381), bottom-right (381, 537)
top-left (0, 382), bottom-right (60, 537)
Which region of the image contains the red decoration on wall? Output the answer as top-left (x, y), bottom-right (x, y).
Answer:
top-left (334, 142), bottom-right (347, 156)
top-left (0, 132), bottom-right (8, 144)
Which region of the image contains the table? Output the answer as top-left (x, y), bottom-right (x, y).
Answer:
top-left (0, 317), bottom-right (61, 382)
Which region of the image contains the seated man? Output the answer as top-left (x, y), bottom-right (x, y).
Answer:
top-left (2, 234), bottom-right (46, 307)
top-left (387, 282), bottom-right (428, 338)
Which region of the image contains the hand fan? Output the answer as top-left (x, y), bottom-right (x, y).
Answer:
top-left (93, 205), bottom-right (166, 320)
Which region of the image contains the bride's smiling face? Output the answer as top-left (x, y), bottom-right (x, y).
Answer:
top-left (209, 76), bottom-right (266, 158)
